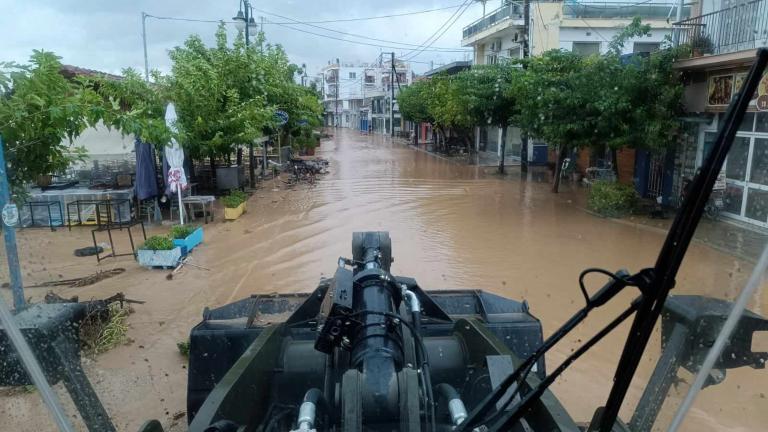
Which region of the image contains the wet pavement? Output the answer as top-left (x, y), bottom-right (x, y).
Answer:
top-left (2, 128), bottom-right (767, 431)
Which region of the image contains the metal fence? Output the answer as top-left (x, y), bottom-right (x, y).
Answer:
top-left (673, 0), bottom-right (768, 55)
top-left (564, 1), bottom-right (687, 20)
top-left (462, 3), bottom-right (523, 40)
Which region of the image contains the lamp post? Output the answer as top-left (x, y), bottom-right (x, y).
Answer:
top-left (233, 0), bottom-right (259, 187)
top-left (232, 0), bottom-right (258, 47)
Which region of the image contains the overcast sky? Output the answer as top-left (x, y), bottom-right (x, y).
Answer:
top-left (0, 0), bottom-right (489, 77)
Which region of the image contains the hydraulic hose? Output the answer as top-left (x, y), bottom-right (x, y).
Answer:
top-left (436, 383), bottom-right (468, 426)
top-left (293, 388), bottom-right (327, 432)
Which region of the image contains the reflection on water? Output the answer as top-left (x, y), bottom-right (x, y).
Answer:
top-left (1, 129), bottom-right (765, 431)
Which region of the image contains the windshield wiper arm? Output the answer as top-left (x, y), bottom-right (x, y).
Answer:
top-left (488, 300), bottom-right (640, 431)
top-left (457, 268), bottom-right (648, 431)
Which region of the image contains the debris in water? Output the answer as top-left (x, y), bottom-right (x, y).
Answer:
top-left (27, 268), bottom-right (126, 288)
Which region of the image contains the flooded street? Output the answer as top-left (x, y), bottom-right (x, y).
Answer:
top-left (2, 128), bottom-right (767, 431)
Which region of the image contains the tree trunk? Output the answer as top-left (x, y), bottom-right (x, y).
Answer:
top-left (209, 152), bottom-right (217, 181)
top-left (249, 143), bottom-right (255, 188)
top-left (611, 147), bottom-right (619, 180)
top-left (552, 145), bottom-right (568, 193)
top-left (498, 124), bottom-right (508, 175)
top-left (520, 133), bottom-right (528, 173)
top-left (414, 124), bottom-right (419, 147)
top-left (236, 147), bottom-right (243, 165)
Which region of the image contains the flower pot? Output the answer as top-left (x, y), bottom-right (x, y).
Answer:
top-left (172, 227), bottom-right (204, 256)
top-left (224, 202), bottom-right (246, 220)
top-left (137, 247), bottom-right (182, 268)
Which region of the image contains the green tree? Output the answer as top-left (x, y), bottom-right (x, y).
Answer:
top-left (426, 74), bottom-right (474, 154)
top-left (0, 51), bottom-right (104, 194)
top-left (167, 25), bottom-right (321, 175)
top-left (514, 18), bottom-right (684, 192)
top-left (515, 50), bottom-right (591, 192)
top-left (460, 63), bottom-right (521, 173)
top-left (398, 79), bottom-right (434, 146)
top-left (168, 25), bottom-right (273, 168)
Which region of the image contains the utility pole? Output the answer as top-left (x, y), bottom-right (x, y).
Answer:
top-left (390, 52), bottom-right (395, 137)
top-left (335, 59), bottom-right (339, 128)
top-left (237, 0), bottom-right (256, 187)
top-left (260, 16), bottom-right (265, 50)
top-left (141, 12), bottom-right (149, 82)
top-left (0, 136), bottom-right (24, 310)
top-left (520, 0), bottom-right (531, 173)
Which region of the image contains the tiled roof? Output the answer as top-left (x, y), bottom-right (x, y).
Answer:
top-left (60, 64), bottom-right (123, 81)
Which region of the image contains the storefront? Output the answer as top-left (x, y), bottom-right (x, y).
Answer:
top-left (697, 70), bottom-right (768, 227)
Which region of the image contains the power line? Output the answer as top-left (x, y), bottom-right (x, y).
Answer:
top-left (265, 4), bottom-right (465, 24)
top-left (267, 19), bottom-right (471, 52)
top-left (145, 4), bottom-right (465, 26)
top-left (145, 14), bottom-right (230, 24)
top-left (254, 8), bottom-right (471, 52)
top-left (402, 0), bottom-right (473, 60)
top-left (401, 0), bottom-right (471, 60)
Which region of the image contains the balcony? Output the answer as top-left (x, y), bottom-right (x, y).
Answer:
top-left (563, 1), bottom-right (688, 20)
top-left (462, 2), bottom-right (524, 41)
top-left (673, 0), bottom-right (767, 56)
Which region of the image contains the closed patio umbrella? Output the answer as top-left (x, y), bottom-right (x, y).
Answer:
top-left (164, 103), bottom-right (188, 224)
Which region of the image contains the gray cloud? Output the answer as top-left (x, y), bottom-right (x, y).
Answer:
top-left (0, 0), bottom-right (484, 76)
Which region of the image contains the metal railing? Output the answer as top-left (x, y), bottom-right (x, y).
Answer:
top-left (462, 2), bottom-right (523, 40)
top-left (673, 0), bottom-right (768, 55)
top-left (563, 1), bottom-right (687, 20)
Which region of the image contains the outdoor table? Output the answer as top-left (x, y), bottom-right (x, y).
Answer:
top-left (25, 186), bottom-right (134, 229)
top-left (91, 220), bottom-right (147, 263)
top-left (23, 200), bottom-right (64, 231)
top-left (67, 198), bottom-right (133, 230)
top-left (182, 195), bottom-right (216, 223)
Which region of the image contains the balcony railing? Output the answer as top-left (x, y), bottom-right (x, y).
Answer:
top-left (462, 2), bottom-right (523, 40)
top-left (673, 0), bottom-right (767, 55)
top-left (563, 1), bottom-right (688, 20)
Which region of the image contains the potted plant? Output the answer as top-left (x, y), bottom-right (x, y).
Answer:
top-left (137, 235), bottom-right (182, 268)
top-left (170, 224), bottom-right (203, 256)
top-left (222, 192), bottom-right (246, 220)
top-left (230, 190), bottom-right (249, 212)
top-left (690, 32), bottom-right (714, 57)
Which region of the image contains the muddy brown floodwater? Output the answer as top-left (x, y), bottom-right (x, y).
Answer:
top-left (2, 129), bottom-right (766, 431)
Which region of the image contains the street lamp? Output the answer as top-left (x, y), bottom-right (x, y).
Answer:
top-left (233, 0), bottom-right (257, 46)
top-left (234, 0), bottom-right (263, 187)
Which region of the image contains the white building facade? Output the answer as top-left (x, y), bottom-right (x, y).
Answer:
top-left (321, 59), bottom-right (413, 133)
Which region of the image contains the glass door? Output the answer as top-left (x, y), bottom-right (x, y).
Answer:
top-left (720, 135), bottom-right (768, 227)
top-left (744, 138), bottom-right (768, 224)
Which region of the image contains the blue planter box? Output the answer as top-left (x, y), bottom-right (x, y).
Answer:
top-left (173, 227), bottom-right (204, 256)
top-left (137, 247), bottom-right (182, 268)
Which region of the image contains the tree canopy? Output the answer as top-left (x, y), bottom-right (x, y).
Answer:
top-left (167, 25), bottom-right (322, 160)
top-left (0, 51), bottom-right (107, 193)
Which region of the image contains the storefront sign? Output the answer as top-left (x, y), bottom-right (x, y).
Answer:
top-left (708, 71), bottom-right (768, 110)
top-left (757, 71), bottom-right (768, 111)
top-left (708, 74), bottom-right (733, 106)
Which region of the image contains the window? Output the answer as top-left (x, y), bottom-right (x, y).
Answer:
top-left (485, 54), bottom-right (498, 65)
top-left (349, 72), bottom-right (356, 79)
top-left (633, 42), bottom-right (660, 54)
top-left (572, 42), bottom-right (600, 56)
